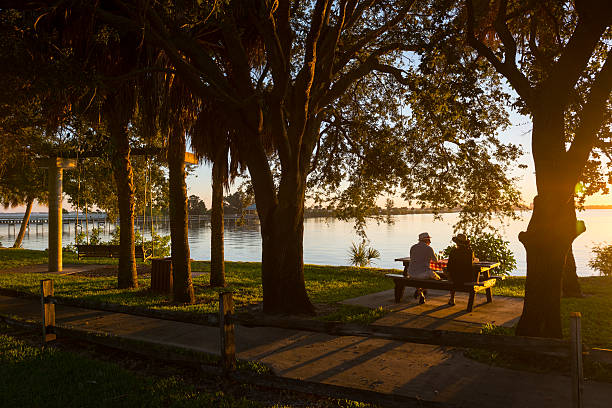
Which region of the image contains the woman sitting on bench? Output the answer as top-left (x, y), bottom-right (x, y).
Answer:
top-left (405, 232), bottom-right (441, 303)
top-left (446, 233), bottom-right (478, 306)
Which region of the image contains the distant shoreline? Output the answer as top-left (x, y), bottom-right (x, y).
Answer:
top-left (2, 206), bottom-right (612, 217)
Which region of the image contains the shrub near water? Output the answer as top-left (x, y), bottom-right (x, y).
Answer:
top-left (589, 243), bottom-right (612, 276)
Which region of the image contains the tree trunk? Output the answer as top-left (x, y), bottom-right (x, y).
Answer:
top-left (562, 247), bottom-right (583, 297)
top-left (12, 197), bottom-right (33, 248)
top-left (259, 169), bottom-right (315, 315)
top-left (168, 127), bottom-right (195, 303)
top-left (109, 120), bottom-right (138, 289)
top-left (85, 205), bottom-right (89, 244)
top-left (210, 145), bottom-right (227, 287)
top-left (516, 194), bottom-right (584, 338)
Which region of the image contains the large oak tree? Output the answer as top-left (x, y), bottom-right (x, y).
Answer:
top-left (464, 0), bottom-right (612, 337)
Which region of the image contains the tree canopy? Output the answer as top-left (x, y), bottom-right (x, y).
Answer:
top-left (461, 0), bottom-right (611, 337)
top-left (1, 0), bottom-right (534, 315)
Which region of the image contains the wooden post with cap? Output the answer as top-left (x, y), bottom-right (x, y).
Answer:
top-left (40, 279), bottom-right (56, 343)
top-left (219, 292), bottom-right (236, 372)
top-left (570, 312), bottom-right (583, 408)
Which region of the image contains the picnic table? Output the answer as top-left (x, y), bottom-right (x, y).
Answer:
top-left (394, 257), bottom-right (501, 280)
top-left (388, 257), bottom-right (503, 311)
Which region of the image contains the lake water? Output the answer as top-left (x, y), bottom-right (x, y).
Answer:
top-left (2, 210), bottom-right (611, 276)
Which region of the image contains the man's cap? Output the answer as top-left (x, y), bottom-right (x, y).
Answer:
top-left (418, 232), bottom-right (431, 241)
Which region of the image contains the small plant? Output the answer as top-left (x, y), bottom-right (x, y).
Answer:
top-left (108, 227), bottom-right (170, 258)
top-left (442, 232), bottom-right (516, 275)
top-left (89, 228), bottom-right (103, 245)
top-left (348, 241), bottom-right (380, 267)
top-left (75, 231), bottom-right (87, 245)
top-left (63, 244), bottom-right (77, 253)
top-left (589, 243), bottom-right (612, 276)
top-left (143, 231), bottom-right (171, 258)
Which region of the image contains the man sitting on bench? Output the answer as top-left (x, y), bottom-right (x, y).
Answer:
top-left (405, 232), bottom-right (441, 303)
top-left (446, 233), bottom-right (479, 306)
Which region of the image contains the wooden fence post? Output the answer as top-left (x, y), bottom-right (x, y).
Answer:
top-left (219, 292), bottom-right (236, 372)
top-left (570, 312), bottom-right (583, 408)
top-left (40, 279), bottom-right (56, 343)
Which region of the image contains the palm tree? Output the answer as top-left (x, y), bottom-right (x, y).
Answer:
top-left (140, 60), bottom-right (199, 303)
top-left (190, 106), bottom-right (246, 288)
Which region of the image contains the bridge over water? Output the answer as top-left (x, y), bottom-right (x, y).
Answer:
top-left (0, 213), bottom-right (257, 235)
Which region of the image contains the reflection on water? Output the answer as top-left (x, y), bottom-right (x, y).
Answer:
top-left (2, 210), bottom-right (611, 276)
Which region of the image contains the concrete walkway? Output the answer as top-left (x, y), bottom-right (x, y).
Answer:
top-left (1, 273), bottom-right (611, 407)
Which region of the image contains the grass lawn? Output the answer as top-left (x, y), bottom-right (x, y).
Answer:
top-left (0, 324), bottom-right (258, 408)
top-left (0, 248), bottom-right (53, 269)
top-left (491, 276), bottom-right (612, 349)
top-left (0, 248), bottom-right (395, 324)
top-left (1, 249), bottom-right (610, 348)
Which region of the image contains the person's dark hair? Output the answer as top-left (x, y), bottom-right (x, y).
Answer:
top-left (452, 233), bottom-right (470, 247)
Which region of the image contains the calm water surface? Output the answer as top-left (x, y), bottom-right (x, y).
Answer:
top-left (2, 210), bottom-right (611, 276)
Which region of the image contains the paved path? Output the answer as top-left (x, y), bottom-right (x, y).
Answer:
top-left (1, 276), bottom-right (611, 407)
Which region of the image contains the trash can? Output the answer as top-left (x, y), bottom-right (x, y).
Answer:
top-left (151, 257), bottom-right (173, 294)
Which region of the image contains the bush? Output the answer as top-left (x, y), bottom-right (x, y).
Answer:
top-left (109, 227), bottom-right (171, 258)
top-left (442, 232), bottom-right (516, 275)
top-left (589, 243), bottom-right (612, 276)
top-left (348, 241), bottom-right (380, 267)
top-left (73, 227), bottom-right (103, 245)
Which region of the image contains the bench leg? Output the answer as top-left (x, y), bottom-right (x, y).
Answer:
top-left (467, 290), bottom-right (475, 312)
top-left (394, 282), bottom-right (405, 303)
top-left (486, 287), bottom-right (493, 303)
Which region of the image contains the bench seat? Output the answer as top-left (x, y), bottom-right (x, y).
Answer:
top-left (76, 244), bottom-right (145, 260)
top-left (385, 273), bottom-right (497, 312)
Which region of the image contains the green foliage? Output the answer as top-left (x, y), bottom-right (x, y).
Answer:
top-left (442, 232), bottom-right (516, 275)
top-left (479, 323), bottom-right (515, 336)
top-left (589, 243), bottom-right (612, 276)
top-left (89, 228), bottom-right (103, 245)
top-left (109, 227), bottom-right (171, 258)
top-left (223, 190), bottom-right (254, 215)
top-left (348, 241), bottom-right (380, 267)
top-left (143, 231), bottom-right (171, 258)
top-left (64, 155), bottom-right (169, 223)
top-left (188, 194), bottom-right (208, 215)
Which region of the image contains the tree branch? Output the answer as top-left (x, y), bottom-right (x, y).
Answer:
top-left (333, 0), bottom-right (416, 76)
top-left (567, 51), bottom-right (612, 180)
top-left (291, 0), bottom-right (329, 159)
top-left (539, 3), bottom-right (611, 108)
top-left (93, 6), bottom-right (222, 103)
top-left (143, 7), bottom-right (240, 105)
top-left (320, 42), bottom-right (418, 107)
top-left (465, 0), bottom-right (534, 107)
